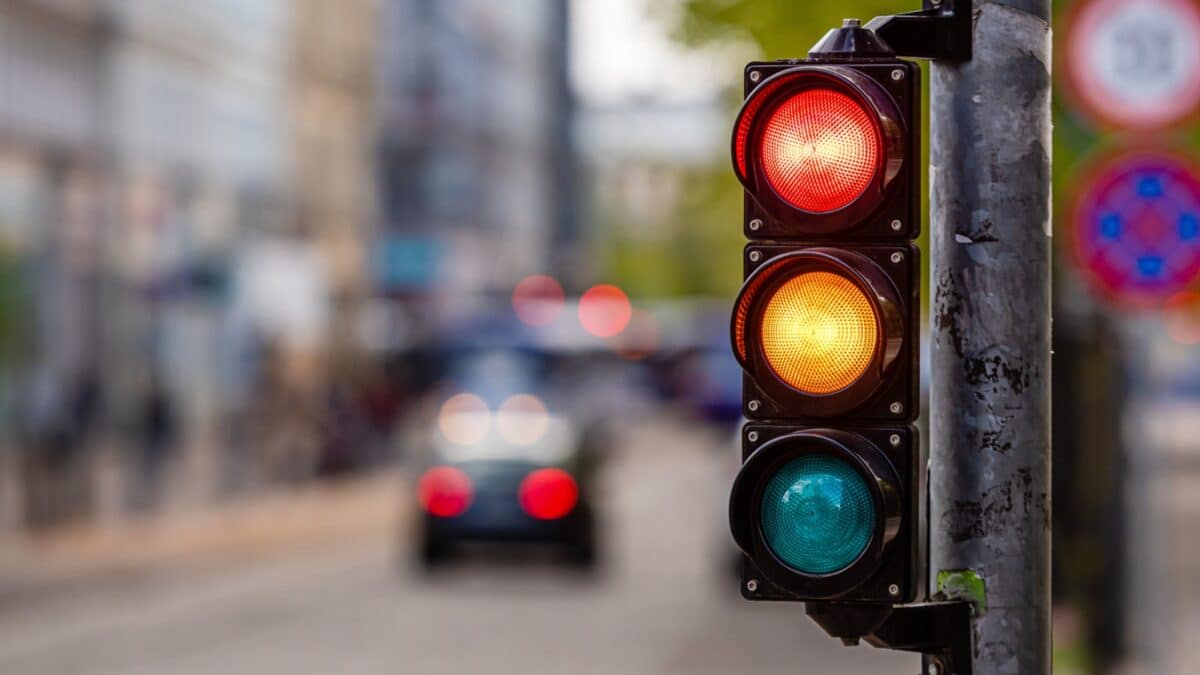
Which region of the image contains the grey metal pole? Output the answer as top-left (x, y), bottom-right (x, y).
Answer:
top-left (928, 0), bottom-right (1053, 673)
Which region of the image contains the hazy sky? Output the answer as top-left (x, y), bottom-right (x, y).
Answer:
top-left (569, 0), bottom-right (740, 106)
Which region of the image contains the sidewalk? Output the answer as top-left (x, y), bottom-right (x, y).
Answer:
top-left (0, 469), bottom-right (405, 599)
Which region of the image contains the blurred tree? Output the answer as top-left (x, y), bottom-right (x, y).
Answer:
top-left (595, 163), bottom-right (744, 299)
top-left (596, 0), bottom-right (926, 302)
top-left (606, 0), bottom-right (1197, 301)
top-left (667, 0), bottom-right (901, 55)
top-left (0, 248), bottom-right (30, 371)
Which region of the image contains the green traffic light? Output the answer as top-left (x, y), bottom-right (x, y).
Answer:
top-left (759, 455), bottom-right (875, 575)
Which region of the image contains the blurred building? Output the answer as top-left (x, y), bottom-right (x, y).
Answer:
top-left (574, 98), bottom-right (731, 298)
top-left (577, 99), bottom-right (727, 237)
top-left (0, 0), bottom-right (378, 528)
top-left (288, 0), bottom-right (377, 353)
top-left (375, 0), bottom-right (574, 340)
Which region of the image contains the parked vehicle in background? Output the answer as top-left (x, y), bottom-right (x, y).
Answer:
top-left (409, 347), bottom-right (601, 570)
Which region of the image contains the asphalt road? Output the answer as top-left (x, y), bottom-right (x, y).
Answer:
top-left (0, 418), bottom-right (914, 675)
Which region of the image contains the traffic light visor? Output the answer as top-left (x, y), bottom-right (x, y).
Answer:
top-left (759, 89), bottom-right (881, 213)
top-left (760, 454), bottom-right (876, 574)
top-left (760, 270), bottom-right (878, 395)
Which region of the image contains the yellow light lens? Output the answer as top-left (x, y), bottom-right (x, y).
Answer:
top-left (760, 271), bottom-right (879, 394)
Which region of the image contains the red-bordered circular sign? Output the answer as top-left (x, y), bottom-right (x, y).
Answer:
top-left (1071, 150), bottom-right (1200, 307)
top-left (1064, 0), bottom-right (1200, 130)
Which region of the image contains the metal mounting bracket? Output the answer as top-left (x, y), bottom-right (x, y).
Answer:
top-left (805, 600), bottom-right (975, 675)
top-left (865, 0), bottom-right (973, 61)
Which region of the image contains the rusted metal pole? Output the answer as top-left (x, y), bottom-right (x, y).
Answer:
top-left (928, 0), bottom-right (1053, 672)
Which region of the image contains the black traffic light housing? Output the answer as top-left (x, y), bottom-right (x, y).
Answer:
top-left (729, 53), bottom-right (922, 606)
top-left (722, 9), bottom-right (977, 674)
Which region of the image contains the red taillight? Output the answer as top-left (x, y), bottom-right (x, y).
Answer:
top-left (417, 466), bottom-right (473, 518)
top-left (759, 89), bottom-right (881, 213)
top-left (518, 468), bottom-right (579, 520)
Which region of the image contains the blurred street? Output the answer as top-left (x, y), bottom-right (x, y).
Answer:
top-left (1, 0), bottom-right (1198, 672)
top-left (0, 417), bottom-right (906, 675)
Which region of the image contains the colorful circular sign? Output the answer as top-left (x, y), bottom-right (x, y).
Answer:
top-left (1073, 152), bottom-right (1200, 306)
top-left (1065, 0), bottom-right (1200, 129)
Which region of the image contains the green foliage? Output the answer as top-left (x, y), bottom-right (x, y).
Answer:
top-left (667, 0), bottom-right (903, 58)
top-left (673, 167), bottom-right (746, 296)
top-left (0, 249), bottom-right (29, 369)
top-left (597, 165), bottom-right (744, 299)
top-left (609, 1), bottom-right (932, 303)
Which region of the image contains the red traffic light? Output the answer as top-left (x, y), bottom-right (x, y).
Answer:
top-left (733, 67), bottom-right (906, 233)
top-left (759, 89), bottom-right (883, 213)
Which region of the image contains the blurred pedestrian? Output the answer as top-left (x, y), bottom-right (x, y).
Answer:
top-left (16, 370), bottom-right (100, 528)
top-left (130, 373), bottom-right (175, 511)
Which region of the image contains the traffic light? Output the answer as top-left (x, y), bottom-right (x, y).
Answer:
top-left (728, 44), bottom-right (921, 605)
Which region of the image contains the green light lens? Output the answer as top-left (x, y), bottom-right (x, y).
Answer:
top-left (760, 455), bottom-right (875, 574)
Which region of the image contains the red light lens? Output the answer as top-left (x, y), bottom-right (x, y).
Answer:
top-left (417, 466), bottom-right (473, 518)
top-left (759, 89), bottom-right (881, 212)
top-left (518, 468), bottom-right (579, 520)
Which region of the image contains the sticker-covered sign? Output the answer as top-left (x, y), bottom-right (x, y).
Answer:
top-left (1065, 0), bottom-right (1200, 129)
top-left (1072, 151), bottom-right (1200, 306)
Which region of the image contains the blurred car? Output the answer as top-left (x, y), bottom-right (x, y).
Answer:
top-left (654, 302), bottom-right (743, 427)
top-left (673, 346), bottom-right (743, 426)
top-left (410, 347), bottom-right (600, 569)
top-left (415, 408), bottom-right (597, 564)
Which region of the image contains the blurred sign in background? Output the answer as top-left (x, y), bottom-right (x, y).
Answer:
top-left (0, 1), bottom-right (1196, 674)
top-left (1070, 151), bottom-right (1200, 306)
top-left (1058, 0), bottom-right (1200, 673)
top-left (1062, 0), bottom-right (1200, 130)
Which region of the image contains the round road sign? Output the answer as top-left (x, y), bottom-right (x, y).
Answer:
top-left (1065, 0), bottom-right (1200, 130)
top-left (1072, 151), bottom-right (1200, 307)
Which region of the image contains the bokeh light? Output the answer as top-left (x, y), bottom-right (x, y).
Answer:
top-left (1164, 291), bottom-right (1200, 344)
top-left (496, 394), bottom-right (550, 446)
top-left (437, 393), bottom-right (490, 445)
top-left (579, 284), bottom-right (632, 338)
top-left (512, 274), bottom-right (565, 327)
top-left (518, 468), bottom-right (579, 520)
top-left (417, 466), bottom-right (474, 518)
top-left (612, 309), bottom-right (661, 360)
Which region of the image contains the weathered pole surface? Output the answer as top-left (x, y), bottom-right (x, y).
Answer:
top-left (928, 0), bottom-right (1053, 673)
